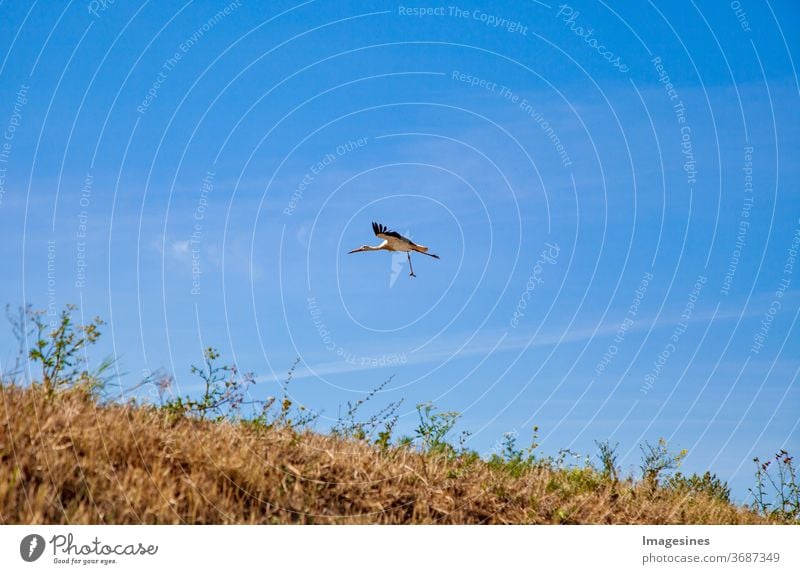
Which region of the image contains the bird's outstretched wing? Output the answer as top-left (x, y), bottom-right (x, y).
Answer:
top-left (372, 222), bottom-right (410, 243)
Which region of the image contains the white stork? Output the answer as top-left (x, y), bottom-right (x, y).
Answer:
top-left (348, 221), bottom-right (440, 278)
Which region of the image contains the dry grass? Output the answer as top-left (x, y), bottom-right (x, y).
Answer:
top-left (0, 383), bottom-right (779, 524)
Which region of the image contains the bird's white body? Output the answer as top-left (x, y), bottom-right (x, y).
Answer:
top-left (376, 237), bottom-right (409, 252)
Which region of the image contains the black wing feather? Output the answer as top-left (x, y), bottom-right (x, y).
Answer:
top-left (372, 221), bottom-right (405, 241)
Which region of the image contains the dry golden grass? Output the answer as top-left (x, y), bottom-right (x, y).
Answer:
top-left (0, 383), bottom-right (779, 524)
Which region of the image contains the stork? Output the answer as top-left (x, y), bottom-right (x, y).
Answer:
top-left (348, 222), bottom-right (440, 278)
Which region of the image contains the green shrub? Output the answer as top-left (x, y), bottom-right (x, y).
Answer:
top-left (639, 438), bottom-right (687, 487)
top-left (331, 376), bottom-right (402, 449)
top-left (12, 303), bottom-right (114, 395)
top-left (666, 471), bottom-right (731, 504)
top-left (595, 439), bottom-right (620, 482)
top-left (750, 450), bottom-right (799, 522)
top-left (414, 402), bottom-right (464, 457)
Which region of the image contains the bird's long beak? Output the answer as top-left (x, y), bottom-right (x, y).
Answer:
top-left (348, 247), bottom-right (364, 254)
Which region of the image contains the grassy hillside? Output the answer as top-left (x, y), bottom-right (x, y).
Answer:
top-left (0, 382), bottom-right (784, 525)
top-left (1, 305), bottom-right (795, 525)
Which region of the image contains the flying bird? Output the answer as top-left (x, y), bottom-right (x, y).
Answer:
top-left (348, 222), bottom-right (440, 278)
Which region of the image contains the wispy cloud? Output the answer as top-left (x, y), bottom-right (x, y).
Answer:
top-left (256, 299), bottom-right (777, 383)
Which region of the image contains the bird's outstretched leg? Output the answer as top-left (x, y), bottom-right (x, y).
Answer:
top-left (407, 252), bottom-right (416, 277)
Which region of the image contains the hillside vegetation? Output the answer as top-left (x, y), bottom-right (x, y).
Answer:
top-left (0, 304), bottom-right (795, 525)
top-left (0, 382), bottom-right (786, 525)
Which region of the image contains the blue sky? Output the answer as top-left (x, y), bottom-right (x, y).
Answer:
top-left (0, 0), bottom-right (798, 500)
